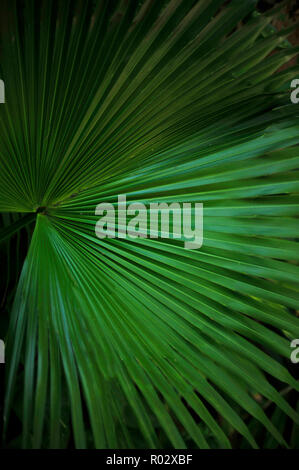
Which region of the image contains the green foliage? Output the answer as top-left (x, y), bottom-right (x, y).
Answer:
top-left (0, 0), bottom-right (299, 449)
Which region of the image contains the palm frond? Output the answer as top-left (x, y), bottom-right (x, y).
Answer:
top-left (1, 0), bottom-right (299, 449)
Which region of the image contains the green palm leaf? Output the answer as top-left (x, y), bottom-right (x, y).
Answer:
top-left (1, 0), bottom-right (299, 448)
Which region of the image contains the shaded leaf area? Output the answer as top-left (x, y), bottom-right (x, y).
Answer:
top-left (0, 213), bottom-right (36, 245)
top-left (0, 0), bottom-right (299, 448)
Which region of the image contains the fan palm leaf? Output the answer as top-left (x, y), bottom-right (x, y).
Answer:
top-left (0, 0), bottom-right (299, 449)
